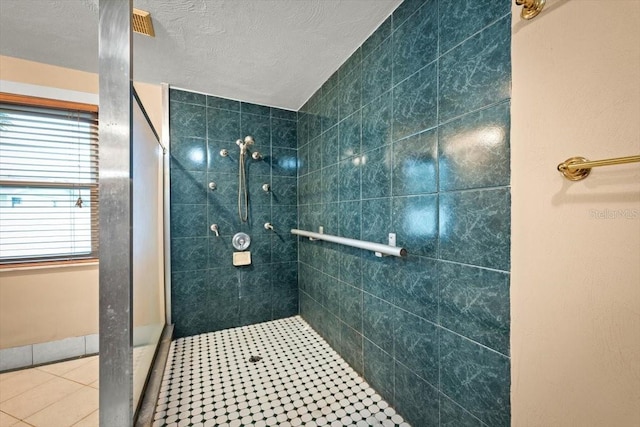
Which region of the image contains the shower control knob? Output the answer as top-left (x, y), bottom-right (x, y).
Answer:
top-left (232, 232), bottom-right (251, 250)
top-left (262, 183), bottom-right (270, 192)
top-left (264, 222), bottom-right (274, 231)
top-left (252, 151), bottom-right (262, 160)
top-left (208, 182), bottom-right (217, 190)
top-left (219, 149), bottom-right (228, 157)
top-left (210, 224), bottom-right (220, 237)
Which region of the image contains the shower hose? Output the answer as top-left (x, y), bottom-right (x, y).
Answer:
top-left (238, 146), bottom-right (249, 222)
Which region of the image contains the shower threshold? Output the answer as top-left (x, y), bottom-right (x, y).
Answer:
top-left (153, 316), bottom-right (409, 427)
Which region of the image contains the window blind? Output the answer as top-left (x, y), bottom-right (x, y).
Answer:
top-left (0, 96), bottom-right (99, 264)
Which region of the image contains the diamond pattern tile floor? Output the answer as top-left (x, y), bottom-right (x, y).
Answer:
top-left (153, 316), bottom-right (409, 427)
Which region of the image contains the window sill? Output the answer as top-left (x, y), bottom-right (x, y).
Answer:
top-left (0, 258), bottom-right (99, 272)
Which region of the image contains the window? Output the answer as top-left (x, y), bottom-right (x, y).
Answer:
top-left (0, 93), bottom-right (99, 265)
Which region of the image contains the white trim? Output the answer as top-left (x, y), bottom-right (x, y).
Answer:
top-left (0, 80), bottom-right (98, 105)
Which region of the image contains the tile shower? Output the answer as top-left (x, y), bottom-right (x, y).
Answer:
top-left (167, 0), bottom-right (511, 425)
top-left (169, 90), bottom-right (299, 338)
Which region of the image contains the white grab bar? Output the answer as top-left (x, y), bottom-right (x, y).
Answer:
top-left (291, 228), bottom-right (407, 258)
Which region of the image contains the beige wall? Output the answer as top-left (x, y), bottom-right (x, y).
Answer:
top-left (0, 265), bottom-right (99, 349)
top-left (511, 1), bottom-right (640, 426)
top-left (0, 55), bottom-right (98, 94)
top-left (0, 55), bottom-right (164, 349)
top-left (0, 55), bottom-right (163, 132)
top-left (0, 56), bottom-right (101, 349)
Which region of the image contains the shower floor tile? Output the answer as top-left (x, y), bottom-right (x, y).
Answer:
top-left (153, 316), bottom-right (409, 427)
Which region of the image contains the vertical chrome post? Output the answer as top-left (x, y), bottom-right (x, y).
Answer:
top-left (98, 1), bottom-right (133, 425)
top-left (161, 82), bottom-right (172, 324)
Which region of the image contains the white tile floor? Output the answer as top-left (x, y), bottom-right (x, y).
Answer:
top-left (153, 316), bottom-right (410, 427)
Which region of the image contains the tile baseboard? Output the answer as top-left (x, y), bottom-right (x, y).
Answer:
top-left (0, 333), bottom-right (99, 372)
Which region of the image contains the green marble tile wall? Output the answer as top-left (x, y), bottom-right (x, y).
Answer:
top-left (169, 89), bottom-right (299, 338)
top-left (297, 0), bottom-right (512, 425)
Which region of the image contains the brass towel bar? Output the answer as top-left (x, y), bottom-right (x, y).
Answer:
top-left (557, 155), bottom-right (640, 181)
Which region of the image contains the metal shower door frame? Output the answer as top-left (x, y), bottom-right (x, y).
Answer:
top-left (98, 0), bottom-right (134, 425)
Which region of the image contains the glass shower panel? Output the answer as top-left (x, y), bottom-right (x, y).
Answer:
top-left (132, 94), bottom-right (165, 411)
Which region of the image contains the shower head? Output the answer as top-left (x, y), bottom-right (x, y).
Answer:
top-left (235, 139), bottom-right (243, 146)
top-left (244, 135), bottom-right (255, 145)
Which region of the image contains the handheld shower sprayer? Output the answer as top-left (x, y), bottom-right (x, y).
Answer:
top-left (237, 135), bottom-right (255, 222)
top-left (236, 136), bottom-right (254, 154)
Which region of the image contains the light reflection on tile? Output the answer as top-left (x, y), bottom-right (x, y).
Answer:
top-left (439, 102), bottom-right (510, 191)
top-left (297, 0), bottom-right (511, 423)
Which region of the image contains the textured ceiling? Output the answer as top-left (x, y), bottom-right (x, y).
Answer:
top-left (0, 0), bottom-right (402, 110)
